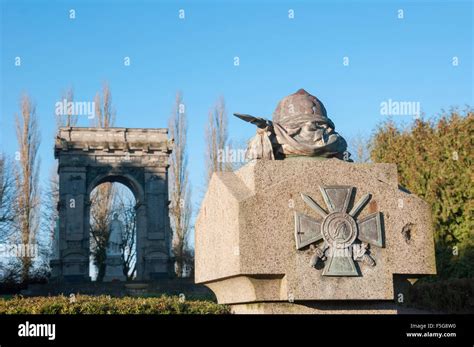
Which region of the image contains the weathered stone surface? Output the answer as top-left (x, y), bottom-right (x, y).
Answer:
top-left (231, 302), bottom-right (398, 314)
top-left (103, 255), bottom-right (126, 282)
top-left (195, 158), bottom-right (436, 311)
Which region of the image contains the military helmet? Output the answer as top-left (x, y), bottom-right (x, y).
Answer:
top-left (272, 89), bottom-right (335, 129)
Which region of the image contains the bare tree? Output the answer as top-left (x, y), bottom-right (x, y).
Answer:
top-left (0, 154), bottom-right (15, 241)
top-left (205, 96), bottom-right (229, 184)
top-left (55, 87), bottom-right (77, 128)
top-left (90, 183), bottom-right (116, 281)
top-left (13, 94), bottom-right (41, 283)
top-left (169, 92), bottom-right (192, 277)
top-left (46, 86), bottom-right (77, 265)
top-left (349, 133), bottom-right (371, 163)
top-left (116, 191), bottom-right (137, 280)
top-left (89, 82), bottom-right (116, 281)
top-left (42, 167), bottom-right (59, 261)
top-left (93, 82), bottom-right (115, 128)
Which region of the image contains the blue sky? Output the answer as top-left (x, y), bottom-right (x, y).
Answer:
top-left (1, 0), bottom-right (472, 215)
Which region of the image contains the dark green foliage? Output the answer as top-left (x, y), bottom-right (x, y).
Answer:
top-left (407, 278), bottom-right (474, 313)
top-left (370, 109), bottom-right (473, 312)
top-left (370, 109), bottom-right (473, 279)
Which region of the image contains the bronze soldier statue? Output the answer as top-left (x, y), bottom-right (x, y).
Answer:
top-left (234, 88), bottom-right (349, 160)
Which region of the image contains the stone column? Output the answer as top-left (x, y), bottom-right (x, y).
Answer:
top-left (142, 170), bottom-right (171, 280)
top-left (49, 219), bottom-right (61, 280)
top-left (134, 202), bottom-right (146, 281)
top-left (56, 167), bottom-right (90, 282)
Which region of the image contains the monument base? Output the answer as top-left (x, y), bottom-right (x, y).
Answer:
top-left (230, 301), bottom-right (400, 314)
top-left (103, 255), bottom-right (126, 282)
top-left (196, 159), bottom-right (437, 312)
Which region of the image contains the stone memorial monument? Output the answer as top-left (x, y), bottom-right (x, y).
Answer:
top-left (195, 89), bottom-right (436, 314)
top-left (51, 127), bottom-right (173, 282)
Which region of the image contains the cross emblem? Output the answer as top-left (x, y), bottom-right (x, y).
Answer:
top-left (294, 186), bottom-right (384, 276)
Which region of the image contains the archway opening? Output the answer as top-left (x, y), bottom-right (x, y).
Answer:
top-left (89, 181), bottom-right (137, 282)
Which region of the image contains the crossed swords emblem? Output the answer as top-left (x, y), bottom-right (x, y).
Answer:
top-left (294, 186), bottom-right (384, 276)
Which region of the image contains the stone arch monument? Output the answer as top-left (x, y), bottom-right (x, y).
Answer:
top-left (50, 127), bottom-right (173, 282)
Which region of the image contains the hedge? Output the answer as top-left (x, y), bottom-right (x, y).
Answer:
top-left (0, 295), bottom-right (230, 314)
top-left (407, 278), bottom-right (474, 313)
top-left (370, 111), bottom-right (474, 279)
